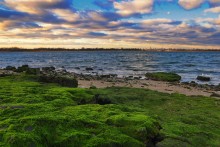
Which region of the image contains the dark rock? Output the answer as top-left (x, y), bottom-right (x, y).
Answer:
top-left (42, 66), bottom-right (55, 72)
top-left (5, 66), bottom-right (16, 71)
top-left (90, 85), bottom-right (97, 89)
top-left (86, 67), bottom-right (93, 71)
top-left (93, 94), bottom-right (112, 105)
top-left (197, 75), bottom-right (211, 81)
top-left (39, 74), bottom-right (78, 88)
top-left (100, 75), bottom-right (111, 78)
top-left (133, 76), bottom-right (140, 80)
top-left (190, 81), bottom-right (196, 84)
top-left (15, 65), bottom-right (29, 73)
top-left (75, 67), bottom-right (80, 70)
top-left (26, 68), bottom-right (40, 75)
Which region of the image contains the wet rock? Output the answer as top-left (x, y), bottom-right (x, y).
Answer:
top-left (42, 66), bottom-right (55, 72)
top-left (4, 66), bottom-right (16, 71)
top-left (26, 68), bottom-right (40, 75)
top-left (39, 74), bottom-right (78, 88)
top-left (197, 75), bottom-right (211, 81)
top-left (146, 72), bottom-right (181, 82)
top-left (15, 65), bottom-right (29, 73)
top-left (93, 94), bottom-right (112, 105)
top-left (86, 67), bottom-right (93, 71)
top-left (100, 75), bottom-right (111, 78)
top-left (133, 76), bottom-right (141, 80)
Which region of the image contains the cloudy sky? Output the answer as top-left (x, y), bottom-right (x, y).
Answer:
top-left (0, 0), bottom-right (220, 49)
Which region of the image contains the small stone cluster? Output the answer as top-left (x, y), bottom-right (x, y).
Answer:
top-left (3, 65), bottom-right (78, 88)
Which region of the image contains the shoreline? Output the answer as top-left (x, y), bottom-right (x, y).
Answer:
top-left (1, 67), bottom-right (219, 98)
top-left (75, 74), bottom-right (219, 97)
top-left (0, 48), bottom-right (220, 52)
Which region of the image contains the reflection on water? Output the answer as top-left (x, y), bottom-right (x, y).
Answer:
top-left (0, 51), bottom-right (219, 85)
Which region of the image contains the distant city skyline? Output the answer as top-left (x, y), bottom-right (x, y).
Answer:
top-left (0, 0), bottom-right (220, 49)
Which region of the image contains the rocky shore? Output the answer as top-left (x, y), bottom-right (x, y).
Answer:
top-left (1, 65), bottom-right (220, 98)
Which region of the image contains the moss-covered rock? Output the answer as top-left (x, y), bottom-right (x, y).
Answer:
top-left (4, 66), bottom-right (16, 71)
top-left (146, 72), bottom-right (181, 82)
top-left (39, 74), bottom-right (78, 88)
top-left (0, 75), bottom-right (220, 147)
top-left (15, 65), bottom-right (29, 73)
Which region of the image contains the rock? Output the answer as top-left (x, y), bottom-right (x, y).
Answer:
top-left (15, 65), bottom-right (29, 73)
top-left (86, 67), bottom-right (93, 71)
top-left (39, 74), bottom-right (78, 88)
top-left (211, 91), bottom-right (220, 98)
top-left (145, 72), bottom-right (181, 82)
top-left (197, 75), bottom-right (211, 81)
top-left (133, 76), bottom-right (141, 80)
top-left (75, 67), bottom-right (80, 70)
top-left (42, 66), bottom-right (55, 72)
top-left (93, 94), bottom-right (112, 105)
top-left (190, 81), bottom-right (196, 84)
top-left (26, 68), bottom-right (40, 75)
top-left (4, 66), bottom-right (16, 71)
top-left (100, 75), bottom-right (111, 78)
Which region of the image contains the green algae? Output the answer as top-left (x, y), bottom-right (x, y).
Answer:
top-left (0, 74), bottom-right (220, 146)
top-left (145, 72), bottom-right (181, 82)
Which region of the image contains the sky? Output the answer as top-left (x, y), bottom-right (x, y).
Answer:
top-left (0, 0), bottom-right (220, 49)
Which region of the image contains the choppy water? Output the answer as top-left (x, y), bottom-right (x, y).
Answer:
top-left (0, 51), bottom-right (219, 85)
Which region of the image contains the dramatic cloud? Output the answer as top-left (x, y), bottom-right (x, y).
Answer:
top-left (178, 0), bottom-right (204, 10)
top-left (0, 0), bottom-right (220, 49)
top-left (3, 0), bottom-right (72, 14)
top-left (205, 6), bottom-right (220, 13)
top-left (114, 0), bottom-right (154, 16)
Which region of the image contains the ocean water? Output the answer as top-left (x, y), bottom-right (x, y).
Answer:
top-left (0, 51), bottom-right (219, 85)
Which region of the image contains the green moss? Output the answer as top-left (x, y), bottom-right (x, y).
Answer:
top-left (0, 75), bottom-right (220, 146)
top-left (146, 72), bottom-right (181, 82)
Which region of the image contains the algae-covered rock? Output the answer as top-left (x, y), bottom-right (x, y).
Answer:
top-left (39, 74), bottom-right (78, 87)
top-left (15, 65), bottom-right (29, 73)
top-left (145, 72), bottom-right (181, 82)
top-left (26, 68), bottom-right (40, 75)
top-left (0, 105), bottom-right (162, 147)
top-left (4, 66), bottom-right (16, 71)
top-left (93, 94), bottom-right (112, 105)
top-left (197, 75), bottom-right (211, 81)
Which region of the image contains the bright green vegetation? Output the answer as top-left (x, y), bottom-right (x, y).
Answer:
top-left (146, 72), bottom-right (181, 82)
top-left (0, 75), bottom-right (220, 146)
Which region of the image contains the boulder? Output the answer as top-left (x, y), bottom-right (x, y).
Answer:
top-left (145, 72), bottom-right (181, 82)
top-left (197, 75), bottom-right (211, 81)
top-left (26, 68), bottom-right (40, 75)
top-left (93, 94), bottom-right (112, 105)
top-left (39, 74), bottom-right (78, 88)
top-left (42, 66), bottom-right (55, 72)
top-left (4, 66), bottom-right (16, 71)
top-left (15, 65), bottom-right (29, 73)
top-left (86, 67), bottom-right (93, 71)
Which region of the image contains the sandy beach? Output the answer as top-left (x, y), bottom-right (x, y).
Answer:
top-left (1, 68), bottom-right (219, 97)
top-left (78, 78), bottom-right (215, 97)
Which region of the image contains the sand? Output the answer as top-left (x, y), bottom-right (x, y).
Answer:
top-left (78, 79), bottom-right (214, 97)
